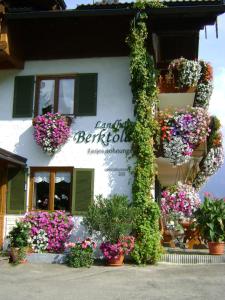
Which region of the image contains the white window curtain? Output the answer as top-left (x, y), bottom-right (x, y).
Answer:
top-left (55, 172), bottom-right (71, 183)
top-left (34, 172), bottom-right (50, 183)
top-left (58, 79), bottom-right (75, 114)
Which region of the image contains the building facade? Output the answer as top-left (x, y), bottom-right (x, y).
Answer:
top-left (0, 0), bottom-right (224, 247)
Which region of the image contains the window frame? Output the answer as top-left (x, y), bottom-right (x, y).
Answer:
top-left (34, 74), bottom-right (77, 117)
top-left (29, 166), bottom-right (73, 212)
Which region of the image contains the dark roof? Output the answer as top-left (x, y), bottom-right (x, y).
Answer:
top-left (76, 0), bottom-right (224, 10)
top-left (3, 0), bottom-right (66, 11)
top-left (0, 148), bottom-right (27, 166)
top-left (0, 0), bottom-right (224, 67)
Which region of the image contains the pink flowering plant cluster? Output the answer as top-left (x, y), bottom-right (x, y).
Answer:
top-left (161, 182), bottom-right (201, 219)
top-left (100, 236), bottom-right (135, 260)
top-left (22, 211), bottom-right (74, 253)
top-left (33, 113), bottom-right (71, 155)
top-left (159, 107), bottom-right (210, 165)
top-left (65, 238), bottom-right (97, 268)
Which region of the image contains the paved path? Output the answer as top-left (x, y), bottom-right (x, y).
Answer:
top-left (0, 259), bottom-right (225, 300)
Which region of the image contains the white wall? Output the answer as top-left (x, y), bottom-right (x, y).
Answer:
top-left (0, 57), bottom-right (134, 240)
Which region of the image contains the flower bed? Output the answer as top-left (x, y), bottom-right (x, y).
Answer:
top-left (159, 107), bottom-right (210, 165)
top-left (23, 211), bottom-right (74, 253)
top-left (33, 112), bottom-right (71, 155)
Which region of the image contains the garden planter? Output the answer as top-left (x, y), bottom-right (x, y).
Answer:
top-left (10, 247), bottom-right (27, 264)
top-left (107, 254), bottom-right (124, 266)
top-left (208, 242), bottom-right (225, 255)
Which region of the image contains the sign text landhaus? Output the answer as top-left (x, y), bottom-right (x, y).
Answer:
top-left (73, 120), bottom-right (130, 147)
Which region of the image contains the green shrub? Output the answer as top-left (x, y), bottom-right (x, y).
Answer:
top-left (66, 239), bottom-right (96, 268)
top-left (83, 194), bottom-right (134, 243)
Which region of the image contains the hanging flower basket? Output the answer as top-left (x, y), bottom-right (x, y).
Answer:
top-left (158, 107), bottom-right (211, 166)
top-left (161, 182), bottom-right (201, 219)
top-left (33, 113), bottom-right (71, 155)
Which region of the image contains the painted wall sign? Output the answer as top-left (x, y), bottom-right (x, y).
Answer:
top-left (73, 119), bottom-right (130, 147)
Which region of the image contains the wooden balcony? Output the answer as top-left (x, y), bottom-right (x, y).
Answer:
top-left (158, 74), bottom-right (196, 111)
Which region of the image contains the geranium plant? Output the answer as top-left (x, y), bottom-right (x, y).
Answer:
top-left (66, 238), bottom-right (96, 268)
top-left (159, 107), bottom-right (210, 165)
top-left (161, 182), bottom-right (201, 219)
top-left (33, 112), bottom-right (71, 155)
top-left (100, 236), bottom-right (135, 260)
top-left (23, 211), bottom-right (74, 253)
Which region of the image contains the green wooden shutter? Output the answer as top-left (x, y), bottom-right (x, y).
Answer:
top-left (7, 167), bottom-right (27, 214)
top-left (72, 169), bottom-right (94, 215)
top-left (13, 76), bottom-right (35, 118)
top-left (75, 74), bottom-right (97, 116)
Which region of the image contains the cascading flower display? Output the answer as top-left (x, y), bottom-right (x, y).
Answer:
top-left (161, 182), bottom-right (201, 218)
top-left (159, 107), bottom-right (210, 165)
top-left (33, 113), bottom-right (71, 155)
top-left (194, 61), bottom-right (213, 108)
top-left (23, 211), bottom-right (74, 253)
top-left (193, 116), bottom-right (224, 189)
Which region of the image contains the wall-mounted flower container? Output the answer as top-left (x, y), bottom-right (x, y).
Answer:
top-left (33, 112), bottom-right (71, 155)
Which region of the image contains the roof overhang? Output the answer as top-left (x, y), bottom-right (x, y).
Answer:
top-left (0, 148), bottom-right (27, 166)
top-left (0, 3), bottom-right (224, 65)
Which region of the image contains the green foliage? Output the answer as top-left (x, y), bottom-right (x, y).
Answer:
top-left (195, 196), bottom-right (225, 242)
top-left (132, 202), bottom-right (162, 264)
top-left (83, 195), bottom-right (134, 243)
top-left (126, 13), bottom-right (162, 264)
top-left (8, 221), bottom-right (30, 248)
top-left (134, 0), bottom-right (165, 9)
top-left (207, 116), bottom-right (222, 150)
top-left (66, 244), bottom-right (94, 268)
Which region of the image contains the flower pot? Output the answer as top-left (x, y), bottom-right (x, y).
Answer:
top-left (208, 242), bottom-right (225, 255)
top-left (10, 247), bottom-right (27, 264)
top-left (107, 254), bottom-right (124, 266)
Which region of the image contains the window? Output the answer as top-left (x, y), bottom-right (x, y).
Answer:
top-left (12, 73), bottom-right (98, 118)
top-left (35, 76), bottom-right (75, 116)
top-left (29, 167), bottom-right (73, 212)
top-left (29, 167), bottom-right (94, 214)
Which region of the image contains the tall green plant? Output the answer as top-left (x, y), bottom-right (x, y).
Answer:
top-left (195, 196), bottom-right (225, 242)
top-left (126, 13), bottom-right (162, 264)
top-left (83, 194), bottom-right (134, 243)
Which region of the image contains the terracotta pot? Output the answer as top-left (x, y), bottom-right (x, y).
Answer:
top-left (10, 247), bottom-right (20, 262)
top-left (10, 247), bottom-right (27, 263)
top-left (107, 254), bottom-right (124, 266)
top-left (208, 242), bottom-right (225, 255)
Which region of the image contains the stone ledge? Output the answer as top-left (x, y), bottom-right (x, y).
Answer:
top-left (26, 253), bottom-right (66, 264)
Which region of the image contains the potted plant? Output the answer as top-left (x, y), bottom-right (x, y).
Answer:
top-left (194, 194), bottom-right (225, 255)
top-left (83, 194), bottom-right (135, 266)
top-left (7, 220), bottom-right (31, 264)
top-left (65, 238), bottom-right (96, 268)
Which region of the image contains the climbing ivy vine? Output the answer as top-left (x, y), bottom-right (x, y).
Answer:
top-left (126, 12), bottom-right (162, 264)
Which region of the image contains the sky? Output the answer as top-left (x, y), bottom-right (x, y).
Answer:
top-left (65, 0), bottom-right (225, 197)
